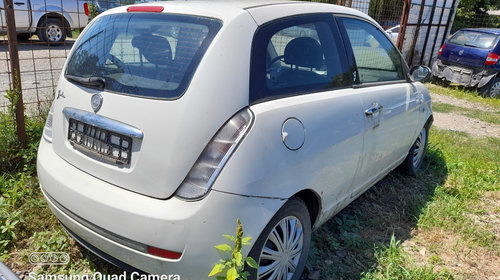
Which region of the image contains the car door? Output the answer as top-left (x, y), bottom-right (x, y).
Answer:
top-left (337, 17), bottom-right (420, 197)
top-left (249, 14), bottom-right (365, 219)
top-left (0, 0), bottom-right (30, 32)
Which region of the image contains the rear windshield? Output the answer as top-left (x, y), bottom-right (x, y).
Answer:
top-left (65, 13), bottom-right (222, 99)
top-left (449, 30), bottom-right (499, 49)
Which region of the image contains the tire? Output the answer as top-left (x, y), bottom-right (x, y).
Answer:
top-left (37, 18), bottom-right (66, 44)
top-left (479, 77), bottom-right (500, 98)
top-left (400, 125), bottom-right (428, 176)
top-left (247, 197), bottom-right (311, 280)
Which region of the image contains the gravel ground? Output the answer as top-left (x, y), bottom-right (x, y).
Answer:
top-left (430, 93), bottom-right (500, 138)
top-left (0, 39), bottom-right (75, 114)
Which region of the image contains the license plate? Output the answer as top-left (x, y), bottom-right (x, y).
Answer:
top-left (68, 118), bottom-right (132, 164)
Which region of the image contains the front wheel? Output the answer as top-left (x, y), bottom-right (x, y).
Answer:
top-left (247, 198), bottom-right (311, 280)
top-left (400, 125), bottom-right (428, 176)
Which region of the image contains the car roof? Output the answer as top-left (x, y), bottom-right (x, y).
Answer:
top-left (100, 0), bottom-right (374, 27)
top-left (458, 28), bottom-right (500, 35)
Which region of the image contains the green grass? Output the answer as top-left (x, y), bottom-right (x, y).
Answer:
top-left (432, 102), bottom-right (500, 125)
top-left (426, 83), bottom-right (500, 108)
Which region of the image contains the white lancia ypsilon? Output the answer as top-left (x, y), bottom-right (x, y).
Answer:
top-left (37, 1), bottom-right (433, 279)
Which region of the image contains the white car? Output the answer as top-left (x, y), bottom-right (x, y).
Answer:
top-left (385, 24), bottom-right (400, 43)
top-left (37, 1), bottom-right (433, 279)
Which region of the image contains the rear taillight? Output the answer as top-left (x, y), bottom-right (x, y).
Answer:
top-left (175, 108), bottom-right (254, 200)
top-left (43, 102), bottom-right (54, 143)
top-left (127, 6), bottom-right (164, 13)
top-left (485, 52), bottom-right (499, 65)
top-left (84, 3), bottom-right (89, 17)
top-left (438, 44), bottom-right (445, 56)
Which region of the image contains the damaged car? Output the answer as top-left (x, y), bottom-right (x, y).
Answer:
top-left (432, 28), bottom-right (500, 97)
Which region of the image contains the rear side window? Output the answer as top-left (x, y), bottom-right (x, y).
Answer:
top-left (449, 31), bottom-right (499, 49)
top-left (340, 18), bottom-right (404, 84)
top-left (250, 15), bottom-right (351, 104)
top-left (65, 13), bottom-right (222, 99)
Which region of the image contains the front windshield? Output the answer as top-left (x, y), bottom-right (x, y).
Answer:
top-left (65, 13), bottom-right (221, 99)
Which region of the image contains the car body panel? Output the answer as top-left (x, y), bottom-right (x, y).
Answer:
top-left (52, 10), bottom-right (257, 199)
top-left (38, 137), bottom-right (283, 277)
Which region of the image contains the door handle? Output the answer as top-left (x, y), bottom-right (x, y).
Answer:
top-left (14, 2), bottom-right (25, 5)
top-left (365, 103), bottom-right (383, 116)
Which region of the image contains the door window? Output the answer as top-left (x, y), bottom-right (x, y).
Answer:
top-left (340, 18), bottom-right (404, 83)
top-left (250, 15), bottom-right (351, 103)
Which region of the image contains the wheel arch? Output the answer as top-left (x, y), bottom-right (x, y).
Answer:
top-left (291, 189), bottom-right (321, 229)
top-left (36, 13), bottom-right (71, 35)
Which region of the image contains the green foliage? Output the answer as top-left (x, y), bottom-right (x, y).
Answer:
top-left (209, 219), bottom-right (258, 280)
top-left (368, 0), bottom-right (403, 23)
top-left (451, 0), bottom-right (500, 31)
top-left (0, 105), bottom-right (47, 174)
top-left (86, 2), bottom-right (100, 20)
top-left (361, 235), bottom-right (453, 280)
top-left (29, 229), bottom-right (70, 252)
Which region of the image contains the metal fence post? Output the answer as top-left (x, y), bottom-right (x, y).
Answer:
top-left (3, 0), bottom-right (27, 148)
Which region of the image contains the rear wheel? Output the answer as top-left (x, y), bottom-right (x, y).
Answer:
top-left (37, 18), bottom-right (66, 44)
top-left (480, 77), bottom-right (500, 98)
top-left (248, 198), bottom-right (311, 280)
top-left (400, 125), bottom-right (428, 176)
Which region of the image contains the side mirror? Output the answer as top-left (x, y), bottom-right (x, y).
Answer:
top-left (409, 65), bottom-right (432, 82)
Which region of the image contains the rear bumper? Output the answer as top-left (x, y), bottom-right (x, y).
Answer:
top-left (37, 138), bottom-right (283, 277)
top-left (432, 59), bottom-right (497, 87)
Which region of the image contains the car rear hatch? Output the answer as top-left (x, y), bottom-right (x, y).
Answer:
top-left (441, 30), bottom-right (499, 68)
top-left (51, 10), bottom-right (225, 199)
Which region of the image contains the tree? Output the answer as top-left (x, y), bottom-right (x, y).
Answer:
top-left (452, 0), bottom-right (500, 31)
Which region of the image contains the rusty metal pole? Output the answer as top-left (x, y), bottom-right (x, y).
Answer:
top-left (3, 0), bottom-right (27, 148)
top-left (397, 0), bottom-right (411, 51)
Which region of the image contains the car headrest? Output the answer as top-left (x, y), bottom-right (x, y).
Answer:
top-left (284, 37), bottom-right (323, 68)
top-left (132, 34), bottom-right (172, 66)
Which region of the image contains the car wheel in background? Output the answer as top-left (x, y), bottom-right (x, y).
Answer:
top-left (400, 125), bottom-right (429, 176)
top-left (248, 198), bottom-right (311, 280)
top-left (37, 18), bottom-right (66, 44)
top-left (480, 77), bottom-right (500, 98)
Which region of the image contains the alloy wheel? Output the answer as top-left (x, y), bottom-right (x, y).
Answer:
top-left (258, 217), bottom-right (304, 280)
top-left (412, 127), bottom-right (427, 168)
top-left (47, 24), bottom-right (63, 42)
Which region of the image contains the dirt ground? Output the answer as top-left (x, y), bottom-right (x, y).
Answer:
top-left (430, 93), bottom-right (500, 138)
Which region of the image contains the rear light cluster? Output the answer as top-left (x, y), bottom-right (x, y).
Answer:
top-left (84, 3), bottom-right (89, 17)
top-left (175, 108), bottom-right (254, 200)
top-left (43, 102), bottom-right (54, 142)
top-left (438, 44), bottom-right (444, 56)
top-left (485, 52), bottom-right (499, 66)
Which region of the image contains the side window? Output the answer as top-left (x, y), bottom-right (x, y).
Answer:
top-left (250, 15), bottom-right (351, 104)
top-left (341, 18), bottom-right (404, 83)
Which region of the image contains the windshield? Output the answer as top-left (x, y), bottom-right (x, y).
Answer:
top-left (449, 30), bottom-right (499, 49)
top-left (65, 13), bottom-right (222, 99)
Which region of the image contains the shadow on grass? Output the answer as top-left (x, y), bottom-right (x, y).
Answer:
top-left (301, 144), bottom-right (448, 279)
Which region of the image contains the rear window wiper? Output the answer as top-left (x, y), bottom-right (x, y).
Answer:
top-left (464, 43), bottom-right (478, 48)
top-left (66, 75), bottom-right (105, 89)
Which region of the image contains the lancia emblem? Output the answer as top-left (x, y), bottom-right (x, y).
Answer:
top-left (459, 49), bottom-right (464, 55)
top-left (91, 94), bottom-right (103, 113)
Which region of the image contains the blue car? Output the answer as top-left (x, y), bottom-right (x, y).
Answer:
top-left (432, 28), bottom-right (500, 97)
